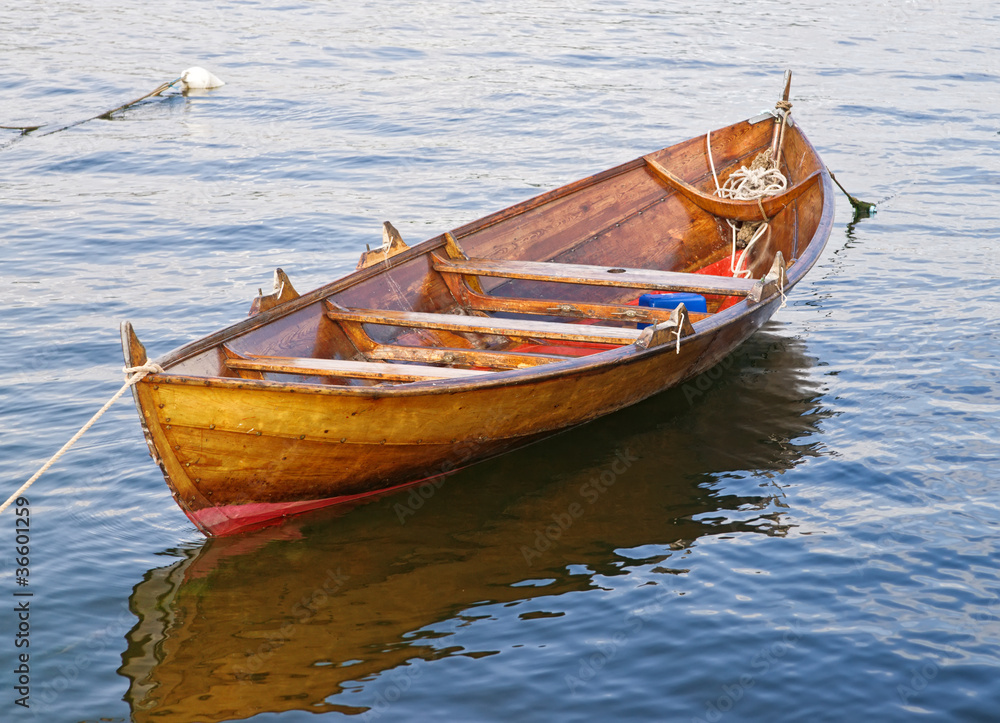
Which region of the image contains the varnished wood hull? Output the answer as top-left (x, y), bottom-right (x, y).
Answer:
top-left (124, 109), bottom-right (834, 536)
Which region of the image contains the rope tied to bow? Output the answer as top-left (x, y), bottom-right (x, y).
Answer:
top-left (0, 361), bottom-right (164, 516)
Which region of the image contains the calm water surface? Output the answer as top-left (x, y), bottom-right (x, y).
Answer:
top-left (1, 1), bottom-right (999, 721)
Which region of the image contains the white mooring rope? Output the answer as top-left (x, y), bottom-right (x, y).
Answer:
top-left (0, 361), bottom-right (163, 516)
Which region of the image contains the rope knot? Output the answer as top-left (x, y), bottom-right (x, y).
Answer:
top-left (123, 361), bottom-right (164, 382)
top-left (775, 99), bottom-right (792, 112)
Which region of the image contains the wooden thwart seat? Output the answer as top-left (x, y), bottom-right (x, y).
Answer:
top-left (324, 306), bottom-right (644, 345)
top-left (366, 344), bottom-right (570, 369)
top-left (440, 273), bottom-right (711, 324)
top-left (324, 299), bottom-right (577, 370)
top-left (432, 256), bottom-right (757, 297)
top-left (224, 296), bottom-right (699, 384)
top-left (226, 354), bottom-right (490, 382)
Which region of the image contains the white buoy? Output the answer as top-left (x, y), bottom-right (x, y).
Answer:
top-left (180, 67), bottom-right (225, 89)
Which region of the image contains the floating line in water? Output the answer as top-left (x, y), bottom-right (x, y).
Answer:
top-left (0, 66), bottom-right (224, 147)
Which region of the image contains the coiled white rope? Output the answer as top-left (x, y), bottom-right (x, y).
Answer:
top-left (705, 129), bottom-right (788, 279)
top-left (706, 131), bottom-right (743, 276)
top-left (0, 361), bottom-right (163, 516)
top-left (733, 221), bottom-right (769, 279)
top-left (717, 150), bottom-right (787, 200)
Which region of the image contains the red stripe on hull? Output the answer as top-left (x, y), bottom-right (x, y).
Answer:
top-left (186, 470), bottom-right (462, 536)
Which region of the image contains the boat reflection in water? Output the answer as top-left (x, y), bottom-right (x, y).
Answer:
top-left (119, 328), bottom-right (829, 721)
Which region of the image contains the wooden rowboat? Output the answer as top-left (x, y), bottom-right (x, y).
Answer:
top-left (122, 95), bottom-right (834, 536)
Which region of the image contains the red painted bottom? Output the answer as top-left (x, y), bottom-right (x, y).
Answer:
top-left (695, 254), bottom-right (744, 312)
top-left (511, 339), bottom-right (617, 357)
top-left (187, 471), bottom-right (464, 536)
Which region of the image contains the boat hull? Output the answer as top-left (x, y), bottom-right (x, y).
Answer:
top-left (124, 109), bottom-right (834, 536)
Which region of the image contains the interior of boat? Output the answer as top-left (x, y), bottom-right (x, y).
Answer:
top-left (160, 116), bottom-right (823, 387)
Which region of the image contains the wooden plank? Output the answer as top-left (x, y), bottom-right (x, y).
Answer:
top-left (451, 162), bottom-right (660, 262)
top-left (324, 307), bottom-right (643, 345)
top-left (443, 274), bottom-right (711, 324)
top-left (433, 256), bottom-right (757, 296)
top-left (434, 232), bottom-right (713, 324)
top-left (221, 344), bottom-right (265, 381)
top-left (367, 345), bottom-right (570, 369)
top-left (225, 355), bottom-right (490, 382)
top-left (327, 298), bottom-right (494, 355)
top-left (442, 231), bottom-right (485, 294)
top-left (644, 155), bottom-right (821, 223)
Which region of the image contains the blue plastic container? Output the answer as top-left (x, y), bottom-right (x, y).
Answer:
top-left (636, 292), bottom-right (707, 328)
